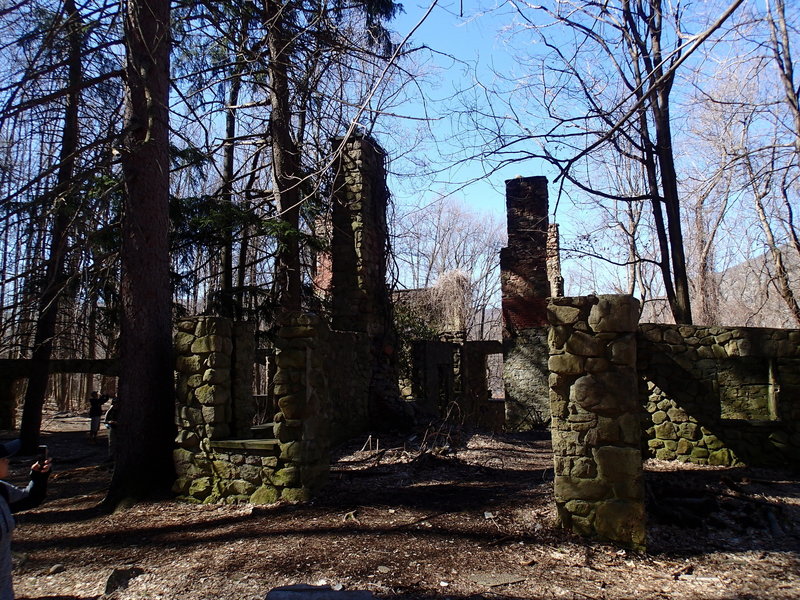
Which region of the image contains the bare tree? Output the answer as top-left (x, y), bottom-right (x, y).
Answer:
top-left (391, 196), bottom-right (505, 339)
top-left (17, 0), bottom-right (85, 452)
top-left (450, 0), bottom-right (749, 324)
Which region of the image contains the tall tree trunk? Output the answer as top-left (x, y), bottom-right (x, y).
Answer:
top-left (648, 1), bottom-right (692, 324)
top-left (265, 0), bottom-right (302, 313)
top-left (749, 164), bottom-right (800, 326)
top-left (654, 110), bottom-right (692, 324)
top-left (107, 0), bottom-right (174, 504)
top-left (18, 0), bottom-right (82, 453)
top-left (217, 13), bottom-right (251, 318)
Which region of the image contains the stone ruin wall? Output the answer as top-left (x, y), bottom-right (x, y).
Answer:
top-left (545, 295), bottom-right (800, 549)
top-left (173, 314), bottom-right (336, 504)
top-left (326, 330), bottom-right (373, 445)
top-left (548, 295), bottom-right (646, 551)
top-left (501, 176), bottom-right (552, 430)
top-left (329, 135), bottom-right (404, 431)
top-left (639, 323), bottom-right (800, 467)
top-left (172, 135), bottom-right (400, 504)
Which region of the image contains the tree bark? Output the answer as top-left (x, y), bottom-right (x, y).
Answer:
top-left (265, 0), bottom-right (302, 313)
top-left (751, 178), bottom-right (800, 326)
top-left (18, 0), bottom-right (82, 454)
top-left (107, 0), bottom-right (174, 504)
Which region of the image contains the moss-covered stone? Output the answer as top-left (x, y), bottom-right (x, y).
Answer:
top-left (554, 475), bottom-right (610, 502)
top-left (172, 476), bottom-right (191, 495)
top-left (651, 411), bottom-right (668, 425)
top-left (188, 477), bottom-right (213, 500)
top-left (566, 330), bottom-right (606, 357)
top-left (564, 499), bottom-right (593, 517)
top-left (201, 404), bottom-right (228, 425)
top-left (195, 384), bottom-right (228, 406)
top-left (279, 441), bottom-right (301, 461)
top-left (250, 485), bottom-right (280, 505)
top-left (666, 407), bottom-right (688, 422)
top-left (654, 421), bottom-right (677, 440)
top-left (676, 438), bottom-right (693, 455)
top-left (176, 355), bottom-right (203, 374)
top-left (225, 479), bottom-right (257, 497)
top-left (655, 448), bottom-right (676, 460)
top-left (238, 464), bottom-right (262, 483)
top-left (570, 457), bottom-right (597, 479)
top-left (281, 487), bottom-right (311, 503)
top-left (677, 422), bottom-right (701, 440)
top-left (212, 460), bottom-right (236, 479)
top-left (202, 368), bottom-right (229, 385)
top-left (261, 456), bottom-right (279, 468)
top-left (271, 466), bottom-right (300, 487)
top-left (174, 331), bottom-right (196, 354)
top-left (708, 448), bottom-right (732, 466)
top-left (594, 499), bottom-right (646, 551)
top-left (190, 335), bottom-right (231, 355)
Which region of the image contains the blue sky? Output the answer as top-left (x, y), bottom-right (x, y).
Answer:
top-left (387, 0), bottom-right (554, 222)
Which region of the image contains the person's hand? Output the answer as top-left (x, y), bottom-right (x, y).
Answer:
top-left (32, 458), bottom-right (52, 474)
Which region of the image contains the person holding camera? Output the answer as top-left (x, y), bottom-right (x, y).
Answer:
top-left (87, 391), bottom-right (106, 443)
top-left (0, 439), bottom-right (51, 600)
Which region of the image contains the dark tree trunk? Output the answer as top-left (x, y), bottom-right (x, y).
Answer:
top-left (217, 14), bottom-right (249, 318)
top-left (19, 0), bottom-right (82, 454)
top-left (654, 108), bottom-right (692, 324)
top-left (107, 0), bottom-right (174, 504)
top-left (266, 0), bottom-right (302, 313)
top-left (623, 0), bottom-right (692, 325)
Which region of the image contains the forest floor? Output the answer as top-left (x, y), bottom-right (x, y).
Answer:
top-left (3, 411), bottom-right (800, 600)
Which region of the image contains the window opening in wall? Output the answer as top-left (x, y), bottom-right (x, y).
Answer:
top-left (718, 357), bottom-right (779, 421)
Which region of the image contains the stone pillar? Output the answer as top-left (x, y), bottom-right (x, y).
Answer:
top-left (329, 134), bottom-right (404, 430)
top-left (547, 295), bottom-right (646, 551)
top-left (330, 134), bottom-right (390, 335)
top-left (175, 316), bottom-right (234, 444)
top-left (173, 314), bottom-right (326, 504)
top-left (273, 312), bottom-right (331, 499)
top-left (501, 176), bottom-right (551, 429)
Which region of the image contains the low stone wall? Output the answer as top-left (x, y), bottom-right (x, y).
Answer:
top-left (548, 295), bottom-right (646, 551)
top-left (639, 324), bottom-right (800, 467)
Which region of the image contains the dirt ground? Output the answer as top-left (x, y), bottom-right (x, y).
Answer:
top-left (4, 412), bottom-right (800, 600)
